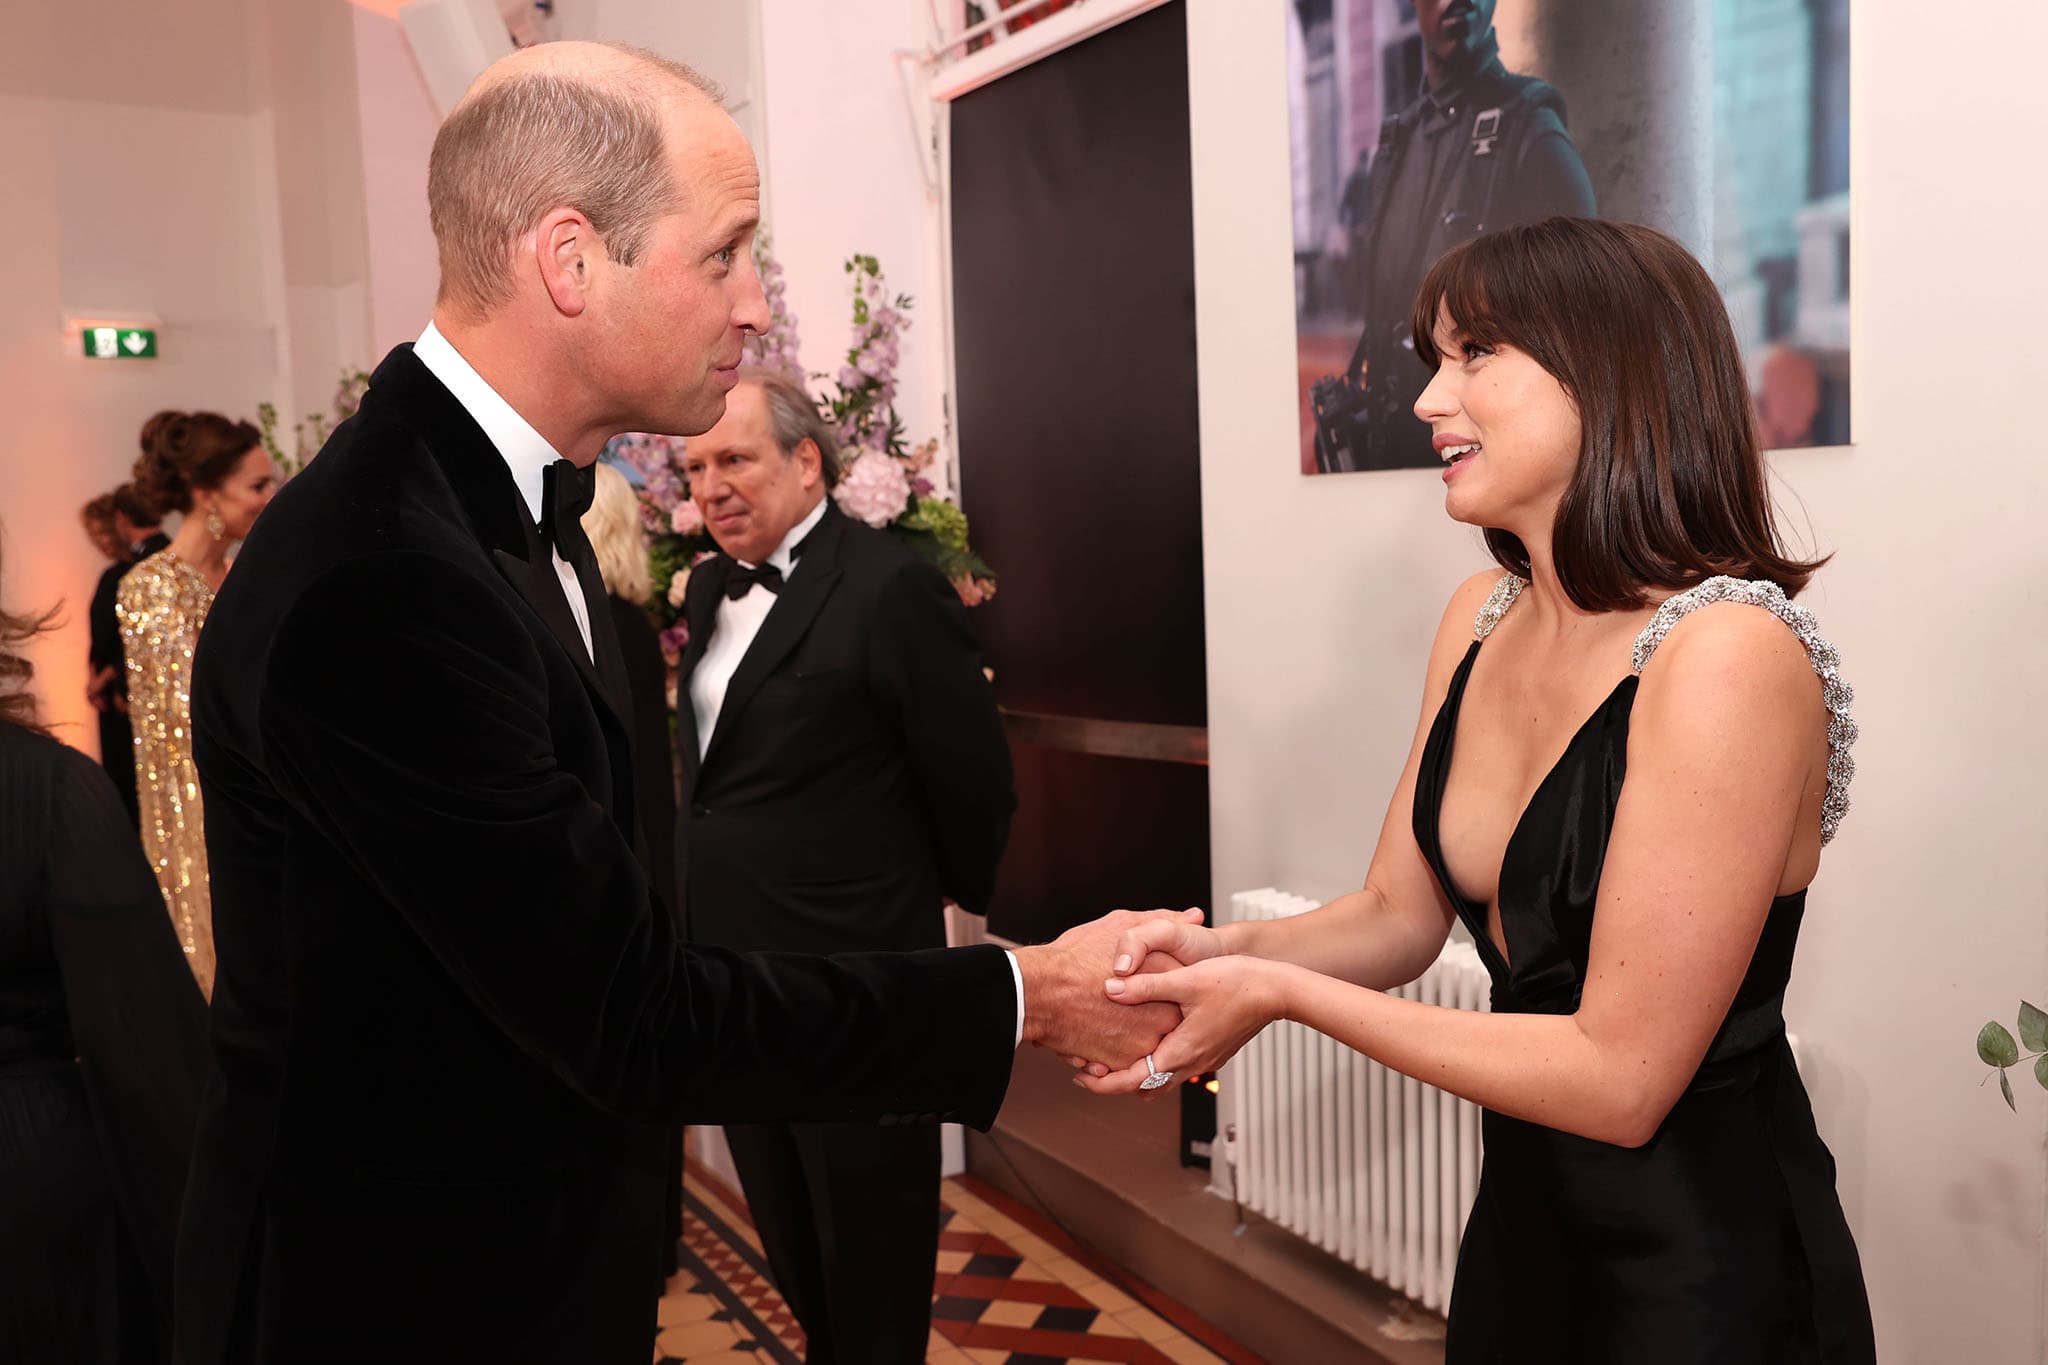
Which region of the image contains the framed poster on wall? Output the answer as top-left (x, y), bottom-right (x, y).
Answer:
top-left (1289, 0), bottom-right (1851, 474)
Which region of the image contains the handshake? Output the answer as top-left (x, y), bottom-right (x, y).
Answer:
top-left (1011, 906), bottom-right (1254, 1096)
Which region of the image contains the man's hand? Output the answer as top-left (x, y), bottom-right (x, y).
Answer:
top-left (1014, 908), bottom-right (1203, 1068)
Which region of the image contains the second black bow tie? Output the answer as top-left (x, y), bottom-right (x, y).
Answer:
top-left (723, 561), bottom-right (784, 600)
top-left (538, 458), bottom-right (596, 561)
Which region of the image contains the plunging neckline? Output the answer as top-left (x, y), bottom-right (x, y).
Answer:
top-left (1431, 637), bottom-right (1640, 974)
top-left (1415, 572), bottom-right (1860, 987)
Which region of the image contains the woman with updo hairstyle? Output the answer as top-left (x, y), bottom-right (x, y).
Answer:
top-left (117, 410), bottom-right (278, 998)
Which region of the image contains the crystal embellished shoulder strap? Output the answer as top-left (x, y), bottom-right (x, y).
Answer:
top-left (1473, 574), bottom-right (1527, 639)
top-left (1631, 576), bottom-right (1857, 844)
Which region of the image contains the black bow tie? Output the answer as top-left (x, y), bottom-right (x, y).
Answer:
top-left (719, 517), bottom-right (824, 600)
top-left (538, 458), bottom-right (595, 560)
top-left (723, 561), bottom-right (785, 600)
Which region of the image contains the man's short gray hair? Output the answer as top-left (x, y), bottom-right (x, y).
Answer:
top-left (741, 369), bottom-right (842, 489)
top-left (427, 45), bottom-right (722, 318)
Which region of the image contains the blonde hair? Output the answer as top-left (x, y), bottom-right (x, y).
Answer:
top-left (582, 463), bottom-right (653, 604)
top-left (426, 45), bottom-right (721, 318)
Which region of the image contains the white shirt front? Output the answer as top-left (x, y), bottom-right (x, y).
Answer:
top-left (688, 496), bottom-right (828, 759)
top-left (413, 322), bottom-right (593, 661)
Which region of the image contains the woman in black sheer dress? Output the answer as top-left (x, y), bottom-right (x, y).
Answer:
top-left (0, 533), bottom-right (211, 1363)
top-left (1081, 220), bottom-right (1876, 1362)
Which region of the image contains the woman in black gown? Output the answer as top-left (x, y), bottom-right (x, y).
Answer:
top-left (1080, 219), bottom-right (1876, 1362)
top-left (0, 534), bottom-right (211, 1363)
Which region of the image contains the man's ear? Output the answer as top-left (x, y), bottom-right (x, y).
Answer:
top-left (795, 437), bottom-right (824, 489)
top-left (535, 207), bottom-right (601, 318)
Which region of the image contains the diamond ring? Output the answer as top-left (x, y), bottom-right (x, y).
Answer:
top-left (1139, 1053), bottom-right (1174, 1091)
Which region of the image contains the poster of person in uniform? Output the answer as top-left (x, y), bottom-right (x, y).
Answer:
top-left (1291, 0), bottom-right (1852, 474)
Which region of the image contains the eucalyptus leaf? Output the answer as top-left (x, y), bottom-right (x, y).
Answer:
top-left (1978, 1021), bottom-right (2020, 1068)
top-left (2036, 1052), bottom-right (2048, 1092)
top-left (2019, 1000), bottom-right (2048, 1053)
top-left (2000, 1069), bottom-right (2016, 1112)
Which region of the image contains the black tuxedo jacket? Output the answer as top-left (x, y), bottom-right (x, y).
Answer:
top-left (176, 346), bottom-right (1017, 1365)
top-left (677, 505), bottom-right (1014, 955)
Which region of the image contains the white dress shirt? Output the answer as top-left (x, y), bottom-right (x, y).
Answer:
top-left (687, 498), bottom-right (1028, 1045)
top-left (413, 322), bottom-right (593, 661)
top-left (689, 496), bottom-right (827, 759)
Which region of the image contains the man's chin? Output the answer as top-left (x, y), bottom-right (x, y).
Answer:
top-left (634, 392), bottom-right (729, 440)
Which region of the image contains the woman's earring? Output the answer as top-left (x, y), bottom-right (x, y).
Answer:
top-left (205, 508), bottom-right (226, 541)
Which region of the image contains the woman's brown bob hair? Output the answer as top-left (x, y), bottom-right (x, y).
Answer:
top-left (1411, 217), bottom-right (1824, 611)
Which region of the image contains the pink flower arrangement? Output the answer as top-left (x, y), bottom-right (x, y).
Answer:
top-left (833, 451), bottom-right (913, 529)
top-left (670, 500), bottom-right (704, 536)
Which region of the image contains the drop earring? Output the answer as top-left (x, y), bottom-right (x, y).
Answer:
top-left (205, 508), bottom-right (226, 541)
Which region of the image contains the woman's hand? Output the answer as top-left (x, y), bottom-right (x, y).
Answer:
top-left (1108, 906), bottom-right (1223, 978)
top-left (1072, 956), bottom-right (1294, 1096)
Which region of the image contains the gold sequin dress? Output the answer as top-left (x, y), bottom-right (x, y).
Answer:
top-left (116, 549), bottom-right (217, 998)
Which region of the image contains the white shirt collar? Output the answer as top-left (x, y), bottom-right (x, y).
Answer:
top-left (753, 496), bottom-right (830, 574)
top-left (413, 321), bottom-right (564, 524)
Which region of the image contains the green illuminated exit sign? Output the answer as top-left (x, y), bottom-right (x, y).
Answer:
top-left (83, 326), bottom-right (157, 359)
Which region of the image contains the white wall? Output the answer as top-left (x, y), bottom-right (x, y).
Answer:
top-left (566, 0), bottom-right (770, 154)
top-left (0, 0), bottom-right (290, 753)
top-left (1185, 1), bottom-right (2048, 1360)
top-left (758, 0), bottom-right (951, 472)
top-left (351, 3), bottom-right (443, 360)
top-left (256, 0), bottom-right (378, 434)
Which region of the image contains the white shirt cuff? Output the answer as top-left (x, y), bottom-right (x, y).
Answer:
top-left (1003, 948), bottom-right (1024, 1048)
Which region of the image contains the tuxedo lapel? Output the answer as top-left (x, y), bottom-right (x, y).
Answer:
top-left (676, 558), bottom-right (727, 788)
top-left (366, 346), bottom-right (629, 737)
top-left (701, 509), bottom-right (846, 773)
top-left (567, 539), bottom-right (634, 724)
top-left (488, 533), bottom-right (623, 731)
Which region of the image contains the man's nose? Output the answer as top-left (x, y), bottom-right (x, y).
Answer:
top-left (732, 256), bottom-right (770, 336)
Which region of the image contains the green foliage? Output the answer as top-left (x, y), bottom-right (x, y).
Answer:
top-left (259, 367), bottom-right (371, 477)
top-left (1977, 1001), bottom-right (2048, 1113)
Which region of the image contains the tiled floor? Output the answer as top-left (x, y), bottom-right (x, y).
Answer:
top-left (654, 1166), bottom-right (1259, 1364)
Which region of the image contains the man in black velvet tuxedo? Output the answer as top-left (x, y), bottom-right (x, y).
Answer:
top-left (675, 373), bottom-right (1014, 1362)
top-left (176, 41), bottom-right (1181, 1365)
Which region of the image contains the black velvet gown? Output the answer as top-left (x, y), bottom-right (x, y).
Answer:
top-left (0, 722), bottom-right (210, 1363)
top-left (1411, 577), bottom-right (1876, 1363)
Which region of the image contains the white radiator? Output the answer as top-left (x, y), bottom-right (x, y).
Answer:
top-left (1219, 888), bottom-right (1492, 1315)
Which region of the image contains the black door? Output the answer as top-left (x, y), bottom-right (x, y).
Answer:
top-left (950, 2), bottom-right (1208, 943)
